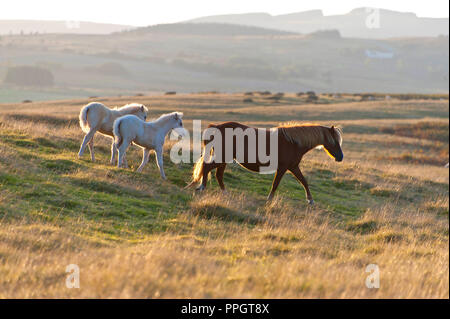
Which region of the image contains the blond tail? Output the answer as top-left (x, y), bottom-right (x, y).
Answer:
top-left (113, 118), bottom-right (123, 148)
top-left (185, 154), bottom-right (204, 188)
top-left (79, 104), bottom-right (90, 133)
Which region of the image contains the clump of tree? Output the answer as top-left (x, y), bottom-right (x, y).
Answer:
top-left (306, 91), bottom-right (318, 103)
top-left (360, 93), bottom-right (375, 101)
top-left (4, 66), bottom-right (54, 86)
top-left (266, 92), bottom-right (284, 101)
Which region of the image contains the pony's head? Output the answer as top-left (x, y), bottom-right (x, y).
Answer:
top-left (279, 122), bottom-right (344, 162)
top-left (134, 104), bottom-right (149, 121)
top-left (168, 112), bottom-right (183, 128)
top-left (157, 111), bottom-right (184, 134)
top-left (120, 103), bottom-right (149, 121)
top-left (322, 126), bottom-right (343, 162)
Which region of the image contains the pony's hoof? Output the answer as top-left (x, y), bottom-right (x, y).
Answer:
top-left (196, 185), bottom-right (205, 191)
top-left (308, 199), bottom-right (315, 205)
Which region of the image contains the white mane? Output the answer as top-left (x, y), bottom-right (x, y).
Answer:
top-left (116, 103), bottom-right (147, 112)
top-left (153, 112), bottom-right (183, 124)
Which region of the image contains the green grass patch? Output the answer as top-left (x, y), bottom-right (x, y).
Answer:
top-left (0, 172), bottom-right (21, 186)
top-left (41, 159), bottom-right (82, 173)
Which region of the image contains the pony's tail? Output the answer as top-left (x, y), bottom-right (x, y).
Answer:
top-left (185, 154), bottom-right (204, 189)
top-left (113, 118), bottom-right (123, 148)
top-left (185, 123), bottom-right (217, 189)
top-left (79, 104), bottom-right (90, 133)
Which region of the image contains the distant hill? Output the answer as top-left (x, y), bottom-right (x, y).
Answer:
top-left (186, 8), bottom-right (449, 39)
top-left (0, 22), bottom-right (448, 102)
top-left (0, 20), bottom-right (135, 35)
top-left (124, 23), bottom-right (296, 36)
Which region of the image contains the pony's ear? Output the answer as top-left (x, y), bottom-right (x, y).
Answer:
top-left (140, 105), bottom-right (144, 112)
top-left (175, 112), bottom-right (183, 119)
top-left (330, 125), bottom-right (335, 132)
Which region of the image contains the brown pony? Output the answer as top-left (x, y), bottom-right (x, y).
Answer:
top-left (187, 122), bottom-right (343, 204)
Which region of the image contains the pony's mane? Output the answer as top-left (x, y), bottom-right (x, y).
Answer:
top-left (278, 122), bottom-right (343, 148)
top-left (115, 103), bottom-right (148, 113)
top-left (334, 127), bottom-right (343, 146)
top-left (153, 111), bottom-right (183, 124)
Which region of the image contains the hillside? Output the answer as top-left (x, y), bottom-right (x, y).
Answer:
top-left (126, 22), bottom-right (296, 36)
top-left (0, 20), bottom-right (134, 35)
top-left (0, 23), bottom-right (448, 103)
top-left (186, 8), bottom-right (449, 38)
top-left (0, 93), bottom-right (448, 297)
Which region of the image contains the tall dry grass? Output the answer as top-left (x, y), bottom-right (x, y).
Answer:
top-left (0, 192), bottom-right (447, 298)
top-left (0, 95), bottom-right (448, 298)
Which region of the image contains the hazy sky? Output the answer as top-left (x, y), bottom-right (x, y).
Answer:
top-left (2, 0), bottom-right (449, 26)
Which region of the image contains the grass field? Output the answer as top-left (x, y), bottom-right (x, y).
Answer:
top-left (0, 93), bottom-right (448, 298)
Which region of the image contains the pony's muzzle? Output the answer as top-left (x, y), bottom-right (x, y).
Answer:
top-left (173, 127), bottom-right (187, 137)
top-left (335, 155), bottom-right (343, 162)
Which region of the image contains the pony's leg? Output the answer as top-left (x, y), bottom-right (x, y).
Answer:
top-left (155, 147), bottom-right (166, 180)
top-left (78, 129), bottom-right (96, 158)
top-left (88, 138), bottom-right (95, 162)
top-left (110, 141), bottom-right (126, 167)
top-left (215, 164), bottom-right (227, 190)
top-left (267, 167), bottom-right (287, 201)
top-left (197, 162), bottom-right (217, 191)
top-left (117, 140), bottom-right (131, 168)
top-left (289, 166), bottom-right (314, 205)
top-left (136, 148), bottom-right (151, 173)
top-left (110, 141), bottom-right (117, 165)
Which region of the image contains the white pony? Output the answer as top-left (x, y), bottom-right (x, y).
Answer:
top-left (113, 112), bottom-right (183, 179)
top-left (78, 102), bottom-right (149, 165)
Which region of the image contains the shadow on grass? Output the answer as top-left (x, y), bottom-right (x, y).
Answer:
top-left (68, 177), bottom-right (149, 198)
top-left (190, 202), bottom-right (263, 225)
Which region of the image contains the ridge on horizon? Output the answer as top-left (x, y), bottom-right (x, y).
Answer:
top-left (185, 7), bottom-right (449, 21)
top-left (184, 7), bottom-right (449, 39)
